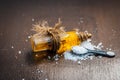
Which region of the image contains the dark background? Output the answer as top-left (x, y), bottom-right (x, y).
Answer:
top-left (0, 0), bottom-right (120, 80)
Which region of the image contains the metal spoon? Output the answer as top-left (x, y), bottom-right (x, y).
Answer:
top-left (72, 46), bottom-right (115, 57)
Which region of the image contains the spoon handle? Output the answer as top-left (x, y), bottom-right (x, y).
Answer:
top-left (88, 50), bottom-right (115, 57)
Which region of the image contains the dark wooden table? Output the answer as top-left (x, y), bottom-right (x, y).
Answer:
top-left (0, 0), bottom-right (120, 80)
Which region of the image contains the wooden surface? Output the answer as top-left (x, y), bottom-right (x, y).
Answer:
top-left (0, 0), bottom-right (120, 80)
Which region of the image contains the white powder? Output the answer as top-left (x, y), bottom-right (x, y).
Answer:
top-left (64, 51), bottom-right (93, 61)
top-left (22, 78), bottom-right (25, 80)
top-left (47, 56), bottom-right (51, 60)
top-left (98, 56), bottom-right (102, 59)
top-left (80, 40), bottom-right (95, 50)
top-left (45, 78), bottom-right (48, 80)
top-left (32, 18), bottom-right (35, 21)
top-left (64, 51), bottom-right (78, 61)
top-left (95, 42), bottom-right (103, 50)
top-left (28, 36), bottom-right (31, 39)
top-left (18, 51), bottom-right (22, 54)
top-left (77, 61), bottom-right (81, 65)
top-left (72, 46), bottom-right (88, 54)
top-left (53, 54), bottom-right (59, 61)
top-left (109, 48), bottom-right (112, 51)
top-left (56, 62), bottom-right (58, 64)
top-left (36, 69), bottom-right (41, 73)
top-left (41, 70), bottom-right (43, 73)
top-left (80, 18), bottom-right (84, 23)
top-left (106, 48), bottom-right (109, 50)
top-left (11, 46), bottom-right (14, 49)
top-left (89, 56), bottom-right (94, 60)
top-left (37, 70), bottom-right (41, 73)
top-left (64, 39), bottom-right (115, 62)
top-left (25, 39), bottom-right (28, 42)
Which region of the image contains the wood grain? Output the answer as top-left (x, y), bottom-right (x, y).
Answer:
top-left (0, 0), bottom-right (120, 80)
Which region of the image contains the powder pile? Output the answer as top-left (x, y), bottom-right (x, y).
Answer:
top-left (63, 39), bottom-right (115, 61)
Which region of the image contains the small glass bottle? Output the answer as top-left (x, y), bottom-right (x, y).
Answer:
top-left (31, 30), bottom-right (91, 60)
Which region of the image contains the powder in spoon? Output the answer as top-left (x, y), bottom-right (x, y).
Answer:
top-left (72, 46), bottom-right (88, 54)
top-left (63, 39), bottom-right (115, 61)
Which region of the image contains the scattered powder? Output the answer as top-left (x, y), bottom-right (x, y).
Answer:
top-left (98, 56), bottom-right (102, 59)
top-left (63, 39), bottom-right (115, 62)
top-left (95, 42), bottom-right (103, 50)
top-left (11, 46), bottom-right (14, 49)
top-left (89, 56), bottom-right (94, 60)
top-left (55, 58), bottom-right (59, 61)
top-left (53, 54), bottom-right (59, 61)
top-left (41, 70), bottom-right (43, 73)
top-left (106, 48), bottom-right (112, 51)
top-left (106, 48), bottom-right (109, 50)
top-left (77, 61), bottom-right (81, 65)
top-left (84, 30), bottom-right (88, 33)
top-left (22, 78), bottom-right (25, 80)
top-left (36, 69), bottom-right (41, 73)
top-left (25, 39), bottom-right (28, 42)
top-left (55, 62), bottom-right (58, 64)
top-left (45, 78), bottom-right (48, 80)
top-left (47, 56), bottom-right (51, 60)
top-left (32, 18), bottom-right (35, 21)
top-left (28, 36), bottom-right (31, 39)
top-left (80, 40), bottom-right (95, 50)
top-left (80, 20), bottom-right (84, 23)
top-left (18, 51), bottom-right (22, 54)
top-left (79, 17), bottom-right (84, 23)
top-left (60, 54), bottom-right (63, 57)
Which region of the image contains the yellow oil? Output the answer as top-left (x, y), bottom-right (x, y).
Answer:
top-left (57, 31), bottom-right (81, 54)
top-left (31, 30), bottom-right (91, 59)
